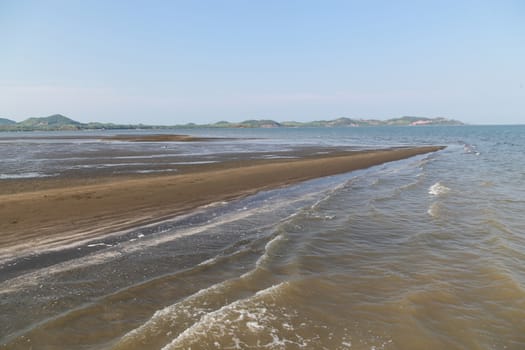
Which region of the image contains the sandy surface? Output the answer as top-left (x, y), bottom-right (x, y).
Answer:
top-left (0, 146), bottom-right (443, 262)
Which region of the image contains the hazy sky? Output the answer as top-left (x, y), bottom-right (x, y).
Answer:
top-left (1, 0), bottom-right (524, 124)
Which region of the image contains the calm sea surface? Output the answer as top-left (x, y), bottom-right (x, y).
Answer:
top-left (1, 125), bottom-right (525, 349)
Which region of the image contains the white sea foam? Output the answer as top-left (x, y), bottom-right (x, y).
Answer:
top-left (130, 169), bottom-right (178, 174)
top-left (70, 162), bottom-right (148, 169)
top-left (197, 257), bottom-right (219, 267)
top-left (0, 172), bottom-right (56, 179)
top-left (202, 201), bottom-right (229, 208)
top-left (116, 277), bottom-right (236, 347)
top-left (255, 234), bottom-right (284, 270)
top-left (117, 229), bottom-right (290, 347)
top-left (260, 155), bottom-right (299, 159)
top-left (171, 161), bottom-right (219, 165)
top-left (428, 182), bottom-right (450, 196)
top-left (160, 282), bottom-right (288, 350)
top-left (87, 243), bottom-right (112, 248)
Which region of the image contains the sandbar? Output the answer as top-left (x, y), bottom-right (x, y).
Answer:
top-left (0, 146), bottom-right (443, 262)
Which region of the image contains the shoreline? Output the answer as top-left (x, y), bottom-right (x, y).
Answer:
top-left (0, 146), bottom-right (444, 263)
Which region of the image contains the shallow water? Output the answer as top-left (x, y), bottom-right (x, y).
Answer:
top-left (1, 125), bottom-right (525, 349)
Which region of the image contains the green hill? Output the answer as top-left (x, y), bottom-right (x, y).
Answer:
top-left (0, 118), bottom-right (16, 125)
top-left (237, 119), bottom-right (281, 128)
top-left (0, 114), bottom-right (464, 131)
top-left (18, 114), bottom-right (82, 128)
top-left (283, 116), bottom-right (462, 128)
top-left (385, 116), bottom-right (463, 126)
top-left (207, 120), bottom-right (282, 128)
top-left (0, 114), bottom-right (88, 131)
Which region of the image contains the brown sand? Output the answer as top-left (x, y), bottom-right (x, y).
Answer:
top-left (0, 146), bottom-right (443, 261)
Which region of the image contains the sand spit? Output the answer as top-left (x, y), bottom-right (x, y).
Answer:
top-left (0, 146), bottom-right (444, 262)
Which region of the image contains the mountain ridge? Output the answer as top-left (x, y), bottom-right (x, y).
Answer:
top-left (0, 114), bottom-right (464, 131)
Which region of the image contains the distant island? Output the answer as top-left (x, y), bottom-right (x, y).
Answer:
top-left (0, 114), bottom-right (464, 132)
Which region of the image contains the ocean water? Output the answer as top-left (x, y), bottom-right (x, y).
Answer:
top-left (1, 125), bottom-right (525, 349)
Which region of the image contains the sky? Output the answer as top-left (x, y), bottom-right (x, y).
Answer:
top-left (1, 0), bottom-right (524, 125)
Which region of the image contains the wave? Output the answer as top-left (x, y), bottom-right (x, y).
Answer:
top-left (428, 182), bottom-right (450, 196)
top-left (113, 233), bottom-right (286, 349)
top-left (159, 282), bottom-right (290, 350)
top-left (112, 208), bottom-right (303, 349)
top-left (427, 202), bottom-right (441, 218)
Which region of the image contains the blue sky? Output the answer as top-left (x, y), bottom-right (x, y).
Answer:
top-left (1, 0), bottom-right (524, 124)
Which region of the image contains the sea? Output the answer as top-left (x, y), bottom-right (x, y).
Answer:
top-left (1, 125), bottom-right (524, 349)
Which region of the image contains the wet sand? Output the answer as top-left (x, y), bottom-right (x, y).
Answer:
top-left (103, 134), bottom-right (228, 142)
top-left (0, 146), bottom-right (443, 262)
top-left (0, 134), bottom-right (226, 142)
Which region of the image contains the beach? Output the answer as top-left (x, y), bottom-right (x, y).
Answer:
top-left (2, 126), bottom-right (525, 349)
top-left (0, 145), bottom-right (443, 263)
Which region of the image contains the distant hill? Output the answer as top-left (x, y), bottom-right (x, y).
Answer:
top-left (282, 117), bottom-right (380, 127)
top-left (0, 118), bottom-right (16, 125)
top-left (0, 114), bottom-right (136, 131)
top-left (17, 114), bottom-right (82, 130)
top-left (210, 119), bottom-right (282, 128)
top-left (384, 116), bottom-right (462, 126)
top-left (282, 116), bottom-right (463, 128)
top-left (0, 114), bottom-right (464, 131)
top-left (279, 116), bottom-right (462, 128)
top-left (194, 116), bottom-right (462, 128)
